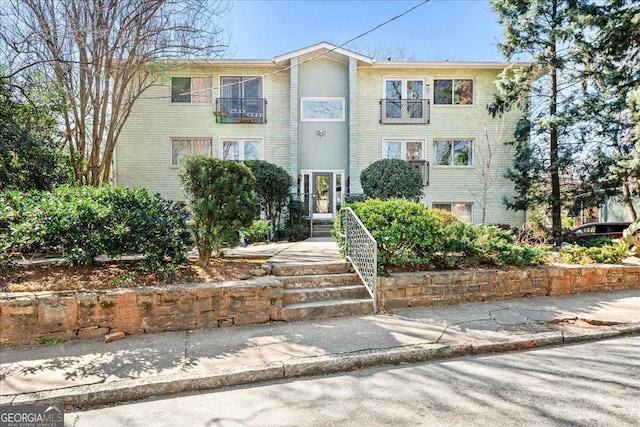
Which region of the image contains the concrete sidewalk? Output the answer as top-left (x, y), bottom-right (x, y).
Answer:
top-left (1, 289), bottom-right (639, 409)
top-left (225, 237), bottom-right (344, 264)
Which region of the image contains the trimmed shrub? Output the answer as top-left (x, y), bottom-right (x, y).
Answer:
top-left (243, 220), bottom-right (270, 244)
top-left (341, 198), bottom-right (442, 270)
top-left (245, 160), bottom-right (293, 240)
top-left (560, 244), bottom-right (626, 264)
top-left (437, 222), bottom-right (547, 268)
top-left (0, 186), bottom-right (190, 271)
top-left (431, 208), bottom-right (460, 226)
top-left (179, 156), bottom-right (258, 265)
top-left (360, 159), bottom-right (424, 201)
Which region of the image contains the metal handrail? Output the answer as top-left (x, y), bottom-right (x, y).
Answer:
top-left (338, 207), bottom-right (377, 313)
top-left (380, 98), bottom-right (430, 124)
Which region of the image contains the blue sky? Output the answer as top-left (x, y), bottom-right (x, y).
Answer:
top-left (223, 0), bottom-right (505, 62)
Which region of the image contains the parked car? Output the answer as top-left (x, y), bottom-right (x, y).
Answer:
top-left (571, 222), bottom-right (632, 241)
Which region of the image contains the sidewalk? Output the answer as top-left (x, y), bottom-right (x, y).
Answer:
top-left (1, 288), bottom-right (639, 409)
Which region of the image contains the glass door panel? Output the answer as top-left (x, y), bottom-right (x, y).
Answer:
top-left (312, 173), bottom-right (333, 215)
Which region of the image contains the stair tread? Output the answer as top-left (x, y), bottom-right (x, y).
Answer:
top-left (284, 285), bottom-right (366, 294)
top-left (283, 298), bottom-right (372, 310)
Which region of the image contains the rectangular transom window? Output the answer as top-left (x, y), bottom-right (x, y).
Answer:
top-left (434, 139), bottom-right (473, 166)
top-left (433, 79), bottom-right (473, 105)
top-left (171, 138), bottom-right (212, 165)
top-left (301, 98), bottom-right (345, 121)
top-left (221, 139), bottom-right (263, 161)
top-left (171, 77), bottom-right (212, 103)
top-left (432, 203), bottom-right (473, 223)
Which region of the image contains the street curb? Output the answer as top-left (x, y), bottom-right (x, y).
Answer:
top-left (3, 325), bottom-right (638, 409)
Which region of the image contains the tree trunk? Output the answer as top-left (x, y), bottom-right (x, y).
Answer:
top-left (621, 182), bottom-right (638, 221)
top-left (549, 0), bottom-right (562, 235)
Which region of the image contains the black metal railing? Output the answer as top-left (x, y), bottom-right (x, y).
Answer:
top-left (380, 99), bottom-right (430, 124)
top-left (215, 98), bottom-right (267, 124)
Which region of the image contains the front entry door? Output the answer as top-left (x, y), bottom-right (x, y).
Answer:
top-left (312, 172), bottom-right (333, 217)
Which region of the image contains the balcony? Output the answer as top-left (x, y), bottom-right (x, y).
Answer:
top-left (215, 98), bottom-right (267, 124)
top-left (380, 99), bottom-right (430, 124)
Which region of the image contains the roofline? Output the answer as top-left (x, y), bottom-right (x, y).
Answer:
top-left (272, 41), bottom-right (375, 65)
top-left (369, 61), bottom-right (531, 69)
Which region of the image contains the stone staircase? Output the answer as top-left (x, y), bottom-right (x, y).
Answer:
top-left (311, 219), bottom-right (334, 238)
top-left (271, 261), bottom-right (374, 322)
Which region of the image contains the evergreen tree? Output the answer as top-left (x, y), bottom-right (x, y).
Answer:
top-left (490, 0), bottom-right (582, 234)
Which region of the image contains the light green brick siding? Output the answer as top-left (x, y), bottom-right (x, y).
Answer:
top-left (115, 50), bottom-right (526, 227)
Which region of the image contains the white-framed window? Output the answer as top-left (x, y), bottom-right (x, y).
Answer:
top-left (434, 139), bottom-right (473, 166)
top-left (221, 138), bottom-right (263, 161)
top-left (433, 79), bottom-right (473, 105)
top-left (301, 97), bottom-right (345, 121)
top-left (171, 77), bottom-right (212, 103)
top-left (432, 203), bottom-right (473, 223)
top-left (171, 138), bottom-right (212, 165)
top-left (384, 139), bottom-right (424, 161)
top-left (383, 78), bottom-right (426, 119)
top-left (384, 139), bottom-right (428, 184)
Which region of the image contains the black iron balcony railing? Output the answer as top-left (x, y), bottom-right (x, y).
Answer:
top-left (380, 99), bottom-right (430, 124)
top-left (215, 98), bottom-right (267, 124)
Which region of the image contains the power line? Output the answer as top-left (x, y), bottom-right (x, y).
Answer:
top-left (140, 0), bottom-right (431, 100)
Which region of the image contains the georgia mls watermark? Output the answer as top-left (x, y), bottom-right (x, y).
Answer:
top-left (0, 405), bottom-right (64, 427)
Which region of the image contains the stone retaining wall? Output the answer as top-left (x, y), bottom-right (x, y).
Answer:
top-left (378, 264), bottom-right (640, 310)
top-left (0, 277), bottom-right (283, 346)
top-left (1, 264), bottom-right (639, 346)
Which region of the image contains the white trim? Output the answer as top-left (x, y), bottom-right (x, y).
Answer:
top-left (381, 77), bottom-right (428, 98)
top-left (382, 139), bottom-right (426, 161)
top-left (273, 42), bottom-right (374, 65)
top-left (300, 97), bottom-right (346, 122)
top-left (301, 169), bottom-right (345, 218)
top-left (218, 137), bottom-right (264, 161)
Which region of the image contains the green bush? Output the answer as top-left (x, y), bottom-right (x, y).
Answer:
top-left (243, 220), bottom-right (270, 244)
top-left (430, 208), bottom-right (460, 226)
top-left (0, 186), bottom-right (191, 271)
top-left (360, 159), bottom-right (424, 201)
top-left (179, 156), bottom-right (258, 265)
top-left (245, 160), bottom-right (292, 240)
top-left (560, 244), bottom-right (626, 264)
top-left (437, 222), bottom-right (546, 268)
top-left (340, 199), bottom-right (442, 270)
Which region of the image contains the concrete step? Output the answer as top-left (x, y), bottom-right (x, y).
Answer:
top-left (283, 285), bottom-right (371, 304)
top-left (271, 261), bottom-right (351, 276)
top-left (278, 273), bottom-right (360, 288)
top-left (278, 298), bottom-right (374, 322)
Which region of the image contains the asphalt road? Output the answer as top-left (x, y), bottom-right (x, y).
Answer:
top-left (65, 335), bottom-right (640, 427)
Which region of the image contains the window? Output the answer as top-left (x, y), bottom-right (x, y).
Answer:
top-left (171, 138), bottom-right (212, 165)
top-left (171, 77), bottom-right (212, 103)
top-left (385, 140), bottom-right (424, 161)
top-left (383, 79), bottom-right (426, 121)
top-left (221, 139), bottom-right (262, 161)
top-left (384, 139), bottom-right (428, 184)
top-left (217, 77), bottom-right (266, 123)
top-left (434, 139), bottom-right (473, 166)
top-left (432, 203), bottom-right (473, 223)
top-left (301, 98), bottom-right (345, 121)
top-left (433, 79), bottom-right (473, 105)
